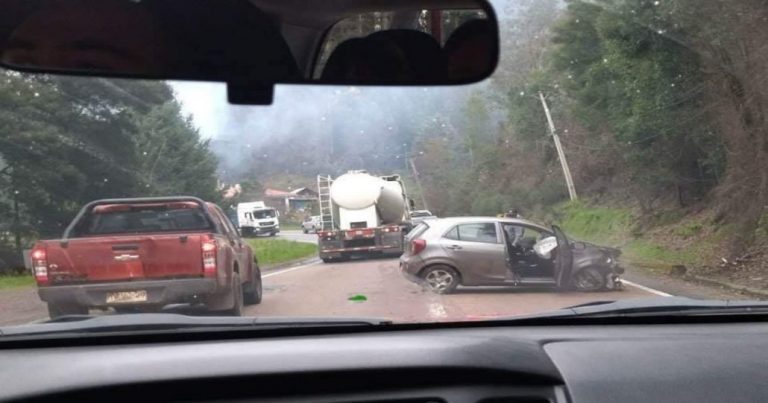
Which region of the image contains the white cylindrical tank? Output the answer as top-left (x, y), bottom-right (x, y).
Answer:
top-left (330, 172), bottom-right (407, 224)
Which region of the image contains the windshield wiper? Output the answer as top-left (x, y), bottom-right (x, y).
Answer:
top-left (0, 313), bottom-right (391, 337)
top-left (508, 297), bottom-right (768, 320)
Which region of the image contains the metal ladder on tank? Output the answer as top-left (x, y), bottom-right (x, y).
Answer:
top-left (317, 175), bottom-right (335, 231)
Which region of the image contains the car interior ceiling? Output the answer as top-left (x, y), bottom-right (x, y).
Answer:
top-left (248, 0), bottom-right (491, 79)
top-left (320, 30), bottom-right (446, 82)
top-left (0, 0), bottom-right (491, 83)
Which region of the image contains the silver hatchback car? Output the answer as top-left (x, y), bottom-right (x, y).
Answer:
top-left (400, 217), bottom-right (624, 294)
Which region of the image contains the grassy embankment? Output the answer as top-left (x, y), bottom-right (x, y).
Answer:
top-left (544, 201), bottom-right (725, 273)
top-left (0, 274), bottom-right (35, 290)
top-left (247, 238), bottom-right (317, 266)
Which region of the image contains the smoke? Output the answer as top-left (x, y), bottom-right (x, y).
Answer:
top-left (171, 0), bottom-right (523, 182)
top-left (174, 82), bottom-right (491, 180)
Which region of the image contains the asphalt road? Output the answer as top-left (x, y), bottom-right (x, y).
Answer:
top-left (243, 257), bottom-right (656, 322)
top-left (0, 235), bottom-right (749, 326)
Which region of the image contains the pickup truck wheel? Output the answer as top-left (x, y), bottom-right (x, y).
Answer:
top-left (243, 268), bottom-right (262, 305)
top-left (47, 302), bottom-right (88, 319)
top-left (302, 228), bottom-right (308, 234)
top-left (226, 273), bottom-right (244, 316)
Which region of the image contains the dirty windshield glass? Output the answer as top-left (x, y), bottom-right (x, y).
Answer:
top-left (1, 0), bottom-right (766, 328)
top-left (79, 208), bottom-right (213, 236)
top-left (253, 210), bottom-right (276, 219)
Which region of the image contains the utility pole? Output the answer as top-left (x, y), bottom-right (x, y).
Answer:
top-left (408, 157), bottom-right (429, 211)
top-left (539, 92), bottom-right (577, 201)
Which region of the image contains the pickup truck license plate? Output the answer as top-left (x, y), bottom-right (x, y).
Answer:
top-left (106, 290), bottom-right (148, 304)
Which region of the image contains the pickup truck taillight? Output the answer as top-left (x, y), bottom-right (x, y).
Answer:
top-left (201, 237), bottom-right (217, 277)
top-left (31, 248), bottom-right (48, 285)
top-left (411, 239), bottom-right (427, 255)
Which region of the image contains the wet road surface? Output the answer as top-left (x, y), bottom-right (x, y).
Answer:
top-left (6, 252), bottom-right (749, 326)
top-left (244, 257), bottom-right (655, 322)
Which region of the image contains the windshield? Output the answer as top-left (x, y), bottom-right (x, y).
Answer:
top-left (253, 210), bottom-right (276, 219)
top-left (78, 207), bottom-right (212, 236)
top-left (0, 0), bottom-right (764, 330)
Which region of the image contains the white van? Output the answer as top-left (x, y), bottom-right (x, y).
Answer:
top-left (236, 201), bottom-right (280, 237)
top-left (301, 215), bottom-right (321, 234)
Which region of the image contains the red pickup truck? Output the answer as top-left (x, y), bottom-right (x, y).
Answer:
top-left (30, 197), bottom-right (261, 318)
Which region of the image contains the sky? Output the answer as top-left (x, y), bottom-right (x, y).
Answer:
top-left (171, 81), bottom-right (227, 139)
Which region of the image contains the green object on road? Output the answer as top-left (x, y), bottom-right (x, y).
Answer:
top-left (348, 294), bottom-right (368, 302)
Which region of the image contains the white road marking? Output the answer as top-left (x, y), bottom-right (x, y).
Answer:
top-left (263, 260), bottom-right (673, 299)
top-left (428, 302), bottom-right (448, 320)
top-left (262, 260), bottom-right (321, 278)
top-left (623, 279), bottom-right (673, 297)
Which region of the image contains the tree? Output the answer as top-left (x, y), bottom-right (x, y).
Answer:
top-left (0, 72), bottom-right (220, 269)
top-left (135, 101), bottom-right (219, 201)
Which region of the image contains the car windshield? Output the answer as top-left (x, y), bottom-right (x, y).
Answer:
top-left (253, 210), bottom-right (275, 219)
top-left (1, 0), bottom-right (765, 329)
top-left (79, 207), bottom-right (213, 236)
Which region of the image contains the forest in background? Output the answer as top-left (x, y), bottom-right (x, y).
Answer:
top-left (0, 75), bottom-right (218, 269)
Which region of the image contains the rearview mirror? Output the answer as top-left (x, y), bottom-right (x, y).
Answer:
top-left (0, 0), bottom-right (499, 104)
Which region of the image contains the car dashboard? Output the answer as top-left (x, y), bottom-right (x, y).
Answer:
top-left (1, 322), bottom-right (767, 402)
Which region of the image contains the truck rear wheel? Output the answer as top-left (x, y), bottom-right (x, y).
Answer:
top-left (227, 273), bottom-right (244, 316)
top-left (243, 268), bottom-right (262, 305)
top-left (47, 302), bottom-right (88, 319)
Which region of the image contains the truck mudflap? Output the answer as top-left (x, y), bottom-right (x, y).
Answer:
top-left (318, 226), bottom-right (404, 258)
top-left (38, 278), bottom-right (218, 307)
top-left (321, 244), bottom-right (402, 254)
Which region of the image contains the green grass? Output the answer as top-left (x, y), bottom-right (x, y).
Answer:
top-left (674, 221), bottom-right (704, 238)
top-left (0, 274), bottom-right (35, 289)
top-left (550, 201), bottom-right (712, 269)
top-left (623, 240), bottom-right (698, 266)
top-left (247, 238), bottom-right (317, 266)
top-left (279, 223), bottom-right (302, 231)
top-left (554, 201), bottom-right (633, 245)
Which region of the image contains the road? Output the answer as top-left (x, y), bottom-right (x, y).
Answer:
top-left (0, 232), bottom-right (747, 325)
top-left (243, 257), bottom-right (657, 321)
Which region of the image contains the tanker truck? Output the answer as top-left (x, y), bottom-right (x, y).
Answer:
top-left (316, 171), bottom-right (412, 262)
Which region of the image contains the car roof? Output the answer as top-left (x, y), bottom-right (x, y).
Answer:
top-left (423, 216), bottom-right (552, 232)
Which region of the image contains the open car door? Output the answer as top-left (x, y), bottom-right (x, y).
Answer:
top-left (500, 226), bottom-right (515, 279)
top-left (552, 225), bottom-right (573, 290)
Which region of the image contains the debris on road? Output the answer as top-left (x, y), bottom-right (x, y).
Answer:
top-left (348, 294), bottom-right (368, 302)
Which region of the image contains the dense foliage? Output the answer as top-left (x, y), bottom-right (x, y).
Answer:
top-left (0, 73), bottom-right (218, 268)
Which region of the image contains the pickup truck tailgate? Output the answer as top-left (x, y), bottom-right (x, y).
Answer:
top-left (47, 235), bottom-right (205, 282)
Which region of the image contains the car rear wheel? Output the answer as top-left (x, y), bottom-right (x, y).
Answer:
top-left (421, 265), bottom-right (460, 294)
top-left (573, 267), bottom-right (607, 292)
top-left (226, 273), bottom-right (244, 316)
top-left (47, 302), bottom-right (88, 319)
top-left (243, 267), bottom-right (262, 305)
